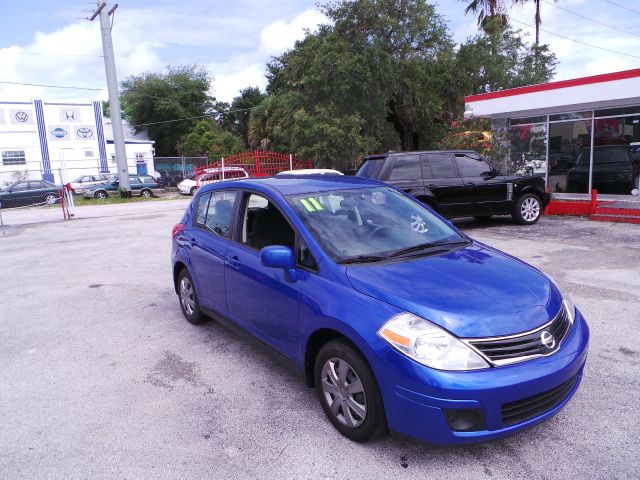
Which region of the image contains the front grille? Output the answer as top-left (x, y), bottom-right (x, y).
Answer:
top-left (501, 373), bottom-right (580, 426)
top-left (467, 304), bottom-right (572, 366)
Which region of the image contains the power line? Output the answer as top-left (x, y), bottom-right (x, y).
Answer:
top-left (131, 107), bottom-right (256, 128)
top-left (0, 80), bottom-right (104, 91)
top-left (542, 0), bottom-right (640, 39)
top-left (510, 18), bottom-right (640, 60)
top-left (604, 0), bottom-right (640, 16)
top-left (7, 52), bottom-right (104, 58)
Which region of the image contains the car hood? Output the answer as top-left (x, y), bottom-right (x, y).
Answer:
top-left (345, 243), bottom-right (561, 338)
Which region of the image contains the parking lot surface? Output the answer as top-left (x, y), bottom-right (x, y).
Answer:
top-left (1, 204), bottom-right (639, 479)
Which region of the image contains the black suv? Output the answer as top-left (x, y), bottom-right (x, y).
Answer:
top-left (356, 150), bottom-right (550, 224)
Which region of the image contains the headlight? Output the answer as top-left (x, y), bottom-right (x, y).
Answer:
top-left (544, 271), bottom-right (576, 324)
top-left (563, 298), bottom-right (576, 324)
top-left (378, 313), bottom-right (489, 371)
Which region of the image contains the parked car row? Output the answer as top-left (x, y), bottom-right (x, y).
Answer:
top-left (78, 175), bottom-right (164, 198)
top-left (0, 180), bottom-right (60, 209)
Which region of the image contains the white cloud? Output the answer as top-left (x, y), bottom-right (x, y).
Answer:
top-left (210, 9), bottom-right (329, 101)
top-left (260, 9), bottom-right (328, 54)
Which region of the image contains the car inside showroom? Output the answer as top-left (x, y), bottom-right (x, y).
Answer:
top-left (464, 68), bottom-right (640, 198)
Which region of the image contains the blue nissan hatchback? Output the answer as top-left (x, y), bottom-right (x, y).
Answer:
top-left (171, 176), bottom-right (589, 445)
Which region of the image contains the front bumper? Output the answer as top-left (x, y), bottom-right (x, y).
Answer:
top-left (373, 310), bottom-right (589, 445)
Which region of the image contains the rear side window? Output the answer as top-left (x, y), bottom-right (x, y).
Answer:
top-left (426, 154), bottom-right (458, 178)
top-left (195, 193), bottom-right (210, 226)
top-left (356, 159), bottom-right (385, 179)
top-left (455, 154), bottom-right (493, 176)
top-left (387, 155), bottom-right (422, 181)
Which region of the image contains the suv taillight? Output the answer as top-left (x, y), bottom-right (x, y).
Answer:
top-left (172, 223), bottom-right (185, 238)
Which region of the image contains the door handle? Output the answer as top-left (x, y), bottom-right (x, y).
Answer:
top-left (228, 255), bottom-right (241, 266)
top-left (427, 184), bottom-right (437, 188)
top-left (464, 182), bottom-right (475, 187)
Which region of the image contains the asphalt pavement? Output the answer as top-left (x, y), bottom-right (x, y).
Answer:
top-left (0, 204), bottom-right (638, 479)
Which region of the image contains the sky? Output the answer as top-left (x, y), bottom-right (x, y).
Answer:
top-left (0, 0), bottom-right (639, 103)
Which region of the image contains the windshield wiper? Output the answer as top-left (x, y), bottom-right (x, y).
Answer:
top-left (389, 240), bottom-right (469, 258)
top-left (338, 254), bottom-right (389, 265)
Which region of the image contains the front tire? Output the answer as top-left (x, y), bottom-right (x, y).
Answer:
top-left (141, 189), bottom-right (152, 198)
top-left (177, 269), bottom-right (206, 325)
top-left (512, 193), bottom-right (542, 225)
top-left (314, 339), bottom-right (385, 442)
top-left (189, 187), bottom-right (197, 196)
top-left (95, 190), bottom-right (107, 199)
top-left (44, 193), bottom-right (57, 204)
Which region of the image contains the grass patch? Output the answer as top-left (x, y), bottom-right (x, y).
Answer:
top-left (74, 194), bottom-right (188, 206)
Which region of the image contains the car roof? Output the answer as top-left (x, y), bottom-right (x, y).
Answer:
top-left (365, 150), bottom-right (479, 158)
top-left (198, 175), bottom-right (384, 196)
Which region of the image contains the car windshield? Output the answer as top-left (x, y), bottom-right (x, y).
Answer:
top-left (288, 187), bottom-right (466, 263)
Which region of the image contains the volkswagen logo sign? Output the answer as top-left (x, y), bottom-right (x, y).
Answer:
top-left (15, 111), bottom-right (29, 122)
top-left (76, 127), bottom-right (93, 139)
top-left (540, 331), bottom-right (556, 349)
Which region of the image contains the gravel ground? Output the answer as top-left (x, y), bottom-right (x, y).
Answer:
top-left (0, 206), bottom-right (638, 480)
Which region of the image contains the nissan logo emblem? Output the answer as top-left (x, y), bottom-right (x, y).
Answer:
top-left (540, 331), bottom-right (556, 349)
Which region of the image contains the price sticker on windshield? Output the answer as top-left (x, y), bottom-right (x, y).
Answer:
top-left (371, 191), bottom-right (386, 205)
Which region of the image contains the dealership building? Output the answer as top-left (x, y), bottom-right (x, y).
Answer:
top-left (0, 99), bottom-right (155, 185)
top-left (464, 68), bottom-right (640, 198)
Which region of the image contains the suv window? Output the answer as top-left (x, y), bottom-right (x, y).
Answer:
top-left (387, 155), bottom-right (422, 181)
top-left (455, 154), bottom-right (493, 177)
top-left (356, 158), bottom-right (385, 179)
top-left (426, 153), bottom-right (458, 178)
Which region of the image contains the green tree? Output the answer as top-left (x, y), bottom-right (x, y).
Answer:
top-left (120, 65), bottom-right (213, 156)
top-left (460, 0), bottom-right (508, 33)
top-left (180, 120), bottom-right (244, 158)
top-left (218, 87), bottom-right (266, 148)
top-left (456, 28), bottom-right (557, 95)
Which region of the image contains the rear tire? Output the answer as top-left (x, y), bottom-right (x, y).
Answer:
top-left (314, 339), bottom-right (385, 442)
top-left (512, 193), bottom-right (542, 225)
top-left (95, 190), bottom-right (107, 199)
top-left (44, 193), bottom-right (57, 204)
top-left (177, 269), bottom-right (207, 325)
top-left (190, 187), bottom-right (197, 196)
top-left (141, 189), bottom-right (152, 198)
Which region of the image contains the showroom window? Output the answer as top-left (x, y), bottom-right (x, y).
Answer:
top-left (2, 150), bottom-right (26, 166)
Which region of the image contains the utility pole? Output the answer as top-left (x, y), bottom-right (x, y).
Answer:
top-left (90, 2), bottom-right (130, 195)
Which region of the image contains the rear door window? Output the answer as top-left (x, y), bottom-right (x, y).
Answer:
top-left (426, 153), bottom-right (458, 178)
top-left (387, 155), bottom-right (422, 181)
top-left (204, 191), bottom-right (237, 238)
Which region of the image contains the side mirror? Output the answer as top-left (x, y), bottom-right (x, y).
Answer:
top-left (261, 245), bottom-right (298, 282)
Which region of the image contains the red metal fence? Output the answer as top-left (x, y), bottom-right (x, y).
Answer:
top-left (194, 151), bottom-right (312, 184)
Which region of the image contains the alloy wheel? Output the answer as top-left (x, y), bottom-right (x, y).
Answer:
top-left (179, 276), bottom-right (195, 316)
top-left (521, 197), bottom-right (540, 222)
top-left (320, 357), bottom-right (367, 428)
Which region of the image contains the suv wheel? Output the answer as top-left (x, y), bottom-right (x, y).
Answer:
top-left (177, 269), bottom-right (207, 325)
top-left (512, 193), bottom-right (542, 225)
top-left (95, 190), bottom-right (107, 199)
top-left (314, 339), bottom-right (385, 442)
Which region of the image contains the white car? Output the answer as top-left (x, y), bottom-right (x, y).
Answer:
top-left (276, 168), bottom-right (343, 176)
top-left (177, 167), bottom-right (249, 196)
top-left (69, 173), bottom-right (115, 194)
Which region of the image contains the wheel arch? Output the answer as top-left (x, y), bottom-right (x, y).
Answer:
top-left (173, 261), bottom-right (189, 294)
